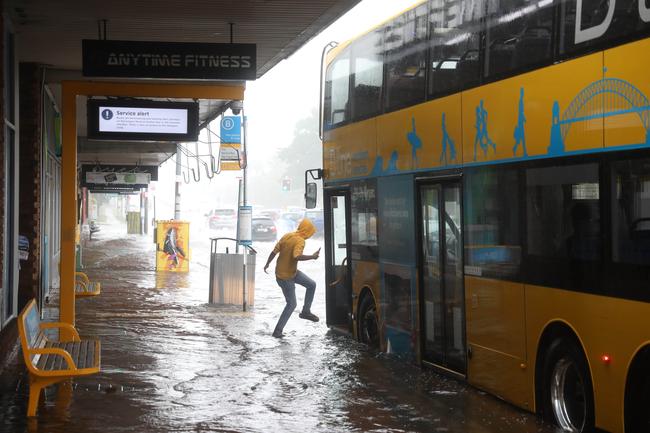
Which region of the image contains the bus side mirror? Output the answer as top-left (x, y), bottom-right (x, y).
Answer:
top-left (305, 182), bottom-right (317, 209)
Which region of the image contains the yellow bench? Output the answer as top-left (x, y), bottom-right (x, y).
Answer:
top-left (17, 299), bottom-right (101, 416)
top-left (75, 271), bottom-right (101, 297)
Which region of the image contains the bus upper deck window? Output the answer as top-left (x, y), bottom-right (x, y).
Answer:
top-left (485, 0), bottom-right (554, 78)
top-left (428, 0), bottom-right (482, 96)
top-left (560, 0), bottom-right (650, 55)
top-left (351, 29), bottom-right (383, 120)
top-left (324, 51), bottom-right (350, 128)
top-left (384, 4), bottom-right (427, 111)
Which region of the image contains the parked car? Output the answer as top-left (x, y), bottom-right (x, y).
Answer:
top-left (259, 209), bottom-right (282, 222)
top-left (276, 211), bottom-right (302, 235)
top-left (304, 209), bottom-right (324, 237)
top-left (206, 209), bottom-right (237, 230)
top-left (251, 216), bottom-right (277, 242)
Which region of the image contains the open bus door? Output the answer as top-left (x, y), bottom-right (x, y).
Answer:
top-left (324, 188), bottom-right (352, 332)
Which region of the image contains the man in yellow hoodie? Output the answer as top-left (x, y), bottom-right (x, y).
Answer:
top-left (263, 218), bottom-right (321, 338)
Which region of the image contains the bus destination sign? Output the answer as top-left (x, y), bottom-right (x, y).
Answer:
top-left (82, 40), bottom-right (256, 80)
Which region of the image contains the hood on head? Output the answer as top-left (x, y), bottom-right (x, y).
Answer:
top-left (296, 218), bottom-right (316, 239)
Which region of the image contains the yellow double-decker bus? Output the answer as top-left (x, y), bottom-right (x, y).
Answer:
top-left (308, 1), bottom-right (650, 431)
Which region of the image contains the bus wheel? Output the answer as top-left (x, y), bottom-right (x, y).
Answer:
top-left (625, 350), bottom-right (650, 433)
top-left (358, 295), bottom-right (379, 348)
top-left (542, 338), bottom-right (594, 432)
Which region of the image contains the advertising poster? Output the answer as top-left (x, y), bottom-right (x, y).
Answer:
top-left (156, 220), bottom-right (190, 272)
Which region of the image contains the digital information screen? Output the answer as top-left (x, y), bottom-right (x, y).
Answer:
top-left (99, 106), bottom-right (188, 134)
top-left (87, 99), bottom-right (199, 141)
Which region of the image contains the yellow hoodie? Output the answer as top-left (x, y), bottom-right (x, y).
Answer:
top-left (273, 218), bottom-right (316, 279)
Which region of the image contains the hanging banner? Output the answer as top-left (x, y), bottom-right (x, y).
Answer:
top-left (81, 164), bottom-right (158, 184)
top-left (83, 40), bottom-right (256, 80)
top-left (156, 220), bottom-right (190, 272)
top-left (85, 172), bottom-right (151, 186)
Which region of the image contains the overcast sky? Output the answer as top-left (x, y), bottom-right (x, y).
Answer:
top-left (156, 0), bottom-right (421, 218)
top-left (245, 0), bottom-right (421, 160)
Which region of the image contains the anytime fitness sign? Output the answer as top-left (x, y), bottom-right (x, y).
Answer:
top-left (82, 40), bottom-right (256, 80)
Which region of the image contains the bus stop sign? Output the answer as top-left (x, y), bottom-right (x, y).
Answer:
top-left (221, 116), bottom-right (241, 144)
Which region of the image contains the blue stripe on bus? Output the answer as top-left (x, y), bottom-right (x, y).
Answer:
top-left (324, 141), bottom-right (650, 184)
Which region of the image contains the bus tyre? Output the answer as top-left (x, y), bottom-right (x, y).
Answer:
top-left (542, 338), bottom-right (595, 433)
top-left (358, 295), bottom-right (379, 348)
top-left (625, 354), bottom-right (650, 433)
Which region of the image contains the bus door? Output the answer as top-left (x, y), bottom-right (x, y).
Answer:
top-left (417, 180), bottom-right (466, 374)
top-left (324, 189), bottom-right (352, 331)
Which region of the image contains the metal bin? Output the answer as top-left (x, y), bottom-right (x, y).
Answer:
top-left (209, 238), bottom-right (256, 307)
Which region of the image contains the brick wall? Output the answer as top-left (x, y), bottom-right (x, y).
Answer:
top-left (18, 63), bottom-right (43, 306)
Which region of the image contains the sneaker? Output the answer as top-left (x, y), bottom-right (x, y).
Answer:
top-left (272, 330), bottom-right (284, 338)
top-left (299, 311), bottom-right (319, 322)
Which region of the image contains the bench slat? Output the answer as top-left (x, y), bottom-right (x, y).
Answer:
top-left (80, 340), bottom-right (89, 368)
top-left (35, 341), bottom-right (99, 371)
top-left (70, 341), bottom-right (81, 368)
top-left (44, 342), bottom-right (57, 371)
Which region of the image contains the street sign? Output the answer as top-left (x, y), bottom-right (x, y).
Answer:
top-left (238, 206), bottom-right (253, 246)
top-left (220, 116), bottom-right (242, 144)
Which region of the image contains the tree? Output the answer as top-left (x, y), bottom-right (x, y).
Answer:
top-left (275, 108), bottom-right (322, 207)
top-left (249, 108), bottom-right (322, 209)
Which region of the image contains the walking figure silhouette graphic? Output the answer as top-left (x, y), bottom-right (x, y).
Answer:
top-left (473, 100), bottom-right (496, 160)
top-left (440, 113), bottom-right (456, 164)
top-left (513, 88), bottom-right (528, 157)
top-left (407, 117), bottom-right (423, 169)
top-left (512, 87), bottom-right (528, 157)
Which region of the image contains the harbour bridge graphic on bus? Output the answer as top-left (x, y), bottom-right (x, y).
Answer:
top-left (548, 77), bottom-right (650, 156)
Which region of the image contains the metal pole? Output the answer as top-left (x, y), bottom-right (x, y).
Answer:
top-left (236, 178), bottom-right (242, 254)
top-left (139, 189), bottom-right (144, 235)
top-left (242, 247), bottom-right (247, 312)
top-left (241, 109), bottom-right (248, 312)
top-left (143, 191), bottom-right (148, 235)
top-left (174, 144), bottom-right (182, 220)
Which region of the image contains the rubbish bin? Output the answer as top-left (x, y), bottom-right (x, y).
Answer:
top-left (209, 238), bottom-right (256, 307)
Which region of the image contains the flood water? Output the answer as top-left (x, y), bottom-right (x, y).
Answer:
top-left (0, 223), bottom-right (560, 433)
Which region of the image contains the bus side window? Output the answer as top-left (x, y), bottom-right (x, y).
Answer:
top-left (485, 0), bottom-right (554, 79)
top-left (384, 4), bottom-right (428, 111)
top-left (351, 29), bottom-right (383, 120)
top-left (464, 167), bottom-right (522, 280)
top-left (559, 0), bottom-right (650, 56)
top-left (611, 159), bottom-right (650, 265)
top-left (428, 0), bottom-right (482, 97)
top-left (525, 163), bottom-right (601, 290)
top-left (324, 50), bottom-right (351, 128)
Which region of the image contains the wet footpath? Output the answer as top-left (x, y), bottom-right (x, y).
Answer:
top-left (0, 227), bottom-right (560, 433)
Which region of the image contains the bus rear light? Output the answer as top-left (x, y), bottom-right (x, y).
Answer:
top-left (600, 354), bottom-right (611, 364)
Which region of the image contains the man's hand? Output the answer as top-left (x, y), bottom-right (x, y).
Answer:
top-left (312, 248), bottom-right (321, 260)
top-left (264, 251), bottom-right (277, 273)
